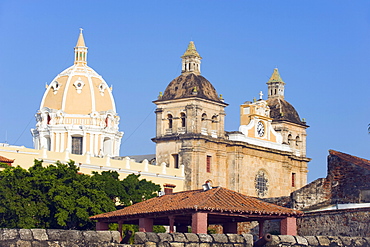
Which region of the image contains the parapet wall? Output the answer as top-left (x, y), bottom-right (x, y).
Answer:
top-left (298, 207), bottom-right (370, 237)
top-left (134, 232), bottom-right (370, 247)
top-left (0, 228), bottom-right (121, 247)
top-left (1, 230), bottom-right (370, 247)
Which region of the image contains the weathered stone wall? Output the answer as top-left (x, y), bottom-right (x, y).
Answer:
top-left (290, 177), bottom-right (331, 211)
top-left (1, 230), bottom-right (370, 247)
top-left (266, 235), bottom-right (370, 247)
top-left (0, 228), bottom-right (121, 247)
top-left (134, 232), bottom-right (370, 247)
top-left (327, 154), bottom-right (370, 204)
top-left (297, 208), bottom-right (370, 237)
top-left (263, 195), bottom-right (292, 208)
top-left (269, 151), bottom-right (370, 213)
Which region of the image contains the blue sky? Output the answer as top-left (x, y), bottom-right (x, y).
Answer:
top-left (0, 1), bottom-right (369, 182)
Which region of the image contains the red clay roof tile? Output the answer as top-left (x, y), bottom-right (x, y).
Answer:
top-left (0, 155), bottom-right (14, 164)
top-left (91, 187), bottom-right (302, 220)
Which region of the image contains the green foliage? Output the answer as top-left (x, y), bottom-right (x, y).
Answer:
top-left (0, 160), bottom-right (160, 230)
top-left (0, 162), bottom-right (10, 168)
top-left (120, 174), bottom-right (161, 206)
top-left (153, 225), bottom-right (166, 233)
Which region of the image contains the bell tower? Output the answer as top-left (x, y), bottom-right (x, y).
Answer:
top-left (153, 41), bottom-right (227, 190)
top-left (266, 68), bottom-right (308, 157)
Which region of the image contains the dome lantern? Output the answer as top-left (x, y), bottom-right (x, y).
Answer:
top-left (74, 28), bottom-right (88, 65)
top-left (181, 41), bottom-right (202, 75)
top-left (267, 68), bottom-right (285, 100)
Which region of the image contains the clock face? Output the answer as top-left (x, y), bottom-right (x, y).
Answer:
top-left (257, 121), bottom-right (265, 137)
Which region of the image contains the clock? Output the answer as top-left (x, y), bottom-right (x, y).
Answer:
top-left (257, 121), bottom-right (265, 137)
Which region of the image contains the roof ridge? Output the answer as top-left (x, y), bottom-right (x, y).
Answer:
top-left (195, 186), bottom-right (222, 208)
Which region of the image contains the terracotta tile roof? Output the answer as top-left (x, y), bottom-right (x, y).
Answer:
top-left (329, 150), bottom-right (370, 171)
top-left (91, 187), bottom-right (302, 220)
top-left (0, 155), bottom-right (14, 164)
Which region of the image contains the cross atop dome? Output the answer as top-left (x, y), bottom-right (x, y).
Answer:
top-left (74, 28), bottom-right (88, 65)
top-left (181, 41), bottom-right (202, 75)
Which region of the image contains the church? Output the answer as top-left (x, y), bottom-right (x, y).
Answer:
top-left (153, 41), bottom-right (310, 198)
top-left (1, 30), bottom-right (310, 199)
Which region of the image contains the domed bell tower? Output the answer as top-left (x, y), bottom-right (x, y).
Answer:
top-left (265, 68), bottom-right (308, 157)
top-left (153, 42), bottom-right (228, 190)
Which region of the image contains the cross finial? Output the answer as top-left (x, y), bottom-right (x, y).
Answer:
top-left (259, 91), bottom-right (263, 100)
top-left (80, 28), bottom-right (83, 33)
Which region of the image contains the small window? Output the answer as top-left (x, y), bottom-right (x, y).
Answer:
top-left (172, 154), bottom-right (179, 169)
top-left (180, 113), bottom-right (186, 128)
top-left (71, 136), bottom-right (83, 155)
top-left (168, 114), bottom-right (173, 129)
top-left (292, 173), bottom-right (296, 187)
top-left (206, 155), bottom-right (211, 173)
top-left (295, 136), bottom-right (300, 146)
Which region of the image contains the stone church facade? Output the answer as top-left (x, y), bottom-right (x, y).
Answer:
top-left (153, 42), bottom-right (310, 198)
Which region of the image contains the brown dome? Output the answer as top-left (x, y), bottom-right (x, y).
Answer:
top-left (160, 73), bottom-right (222, 102)
top-left (267, 98), bottom-right (305, 125)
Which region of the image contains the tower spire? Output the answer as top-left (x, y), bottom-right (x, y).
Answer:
top-left (267, 68), bottom-right (285, 99)
top-left (181, 41), bottom-right (202, 75)
top-left (74, 28), bottom-right (88, 65)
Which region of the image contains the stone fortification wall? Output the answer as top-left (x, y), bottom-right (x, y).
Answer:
top-left (298, 208), bottom-right (370, 237)
top-left (0, 228), bottom-right (121, 247)
top-left (290, 178), bottom-right (331, 211)
top-left (134, 232), bottom-right (370, 247)
top-left (1, 230), bottom-right (370, 247)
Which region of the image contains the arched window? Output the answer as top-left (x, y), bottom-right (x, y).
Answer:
top-left (180, 113), bottom-right (186, 128)
top-left (295, 136), bottom-right (300, 147)
top-left (201, 113), bottom-right (207, 129)
top-left (212, 115), bottom-right (217, 129)
top-left (168, 114), bottom-right (173, 129)
top-left (288, 134), bottom-right (292, 145)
